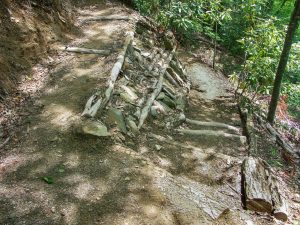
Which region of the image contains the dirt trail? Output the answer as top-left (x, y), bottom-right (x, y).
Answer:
top-left (0, 3), bottom-right (287, 225)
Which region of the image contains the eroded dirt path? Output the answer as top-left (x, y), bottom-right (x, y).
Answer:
top-left (0, 3), bottom-right (293, 225)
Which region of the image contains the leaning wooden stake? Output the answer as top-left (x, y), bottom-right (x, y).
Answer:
top-left (82, 32), bottom-right (134, 117)
top-left (137, 48), bottom-right (176, 129)
top-left (61, 47), bottom-right (110, 55)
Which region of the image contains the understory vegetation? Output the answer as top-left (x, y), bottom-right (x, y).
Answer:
top-left (132, 0), bottom-right (300, 123)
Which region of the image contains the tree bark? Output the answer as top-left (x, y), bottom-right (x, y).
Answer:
top-left (138, 48), bottom-right (176, 129)
top-left (242, 157), bottom-right (273, 213)
top-left (267, 0), bottom-right (300, 124)
top-left (82, 32), bottom-right (134, 117)
top-left (242, 157), bottom-right (289, 221)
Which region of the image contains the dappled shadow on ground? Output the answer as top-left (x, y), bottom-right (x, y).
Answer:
top-left (0, 5), bottom-right (177, 225)
top-left (0, 5), bottom-right (271, 225)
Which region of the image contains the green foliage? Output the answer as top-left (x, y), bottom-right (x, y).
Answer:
top-left (133, 0), bottom-right (300, 120)
top-left (233, 20), bottom-right (284, 94)
top-left (283, 83), bottom-right (300, 119)
top-left (157, 1), bottom-right (203, 41)
top-left (133, 0), bottom-right (161, 15)
top-left (42, 176), bottom-right (54, 184)
top-left (220, 0), bottom-right (272, 53)
top-left (134, 0), bottom-right (231, 43)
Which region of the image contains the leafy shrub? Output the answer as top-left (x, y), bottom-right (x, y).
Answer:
top-left (231, 20), bottom-right (284, 94)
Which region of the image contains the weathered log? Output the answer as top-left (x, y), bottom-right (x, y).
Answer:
top-left (163, 79), bottom-right (176, 97)
top-left (270, 175), bottom-right (289, 222)
top-left (82, 32), bottom-right (134, 117)
top-left (238, 106), bottom-right (258, 156)
top-left (175, 129), bottom-right (247, 144)
top-left (170, 58), bottom-right (187, 81)
top-left (242, 157), bottom-right (273, 213)
top-left (166, 67), bottom-right (185, 87)
top-left (165, 71), bottom-right (180, 87)
top-left (81, 15), bottom-right (130, 24)
top-left (138, 48), bottom-right (176, 129)
top-left (61, 47), bottom-right (110, 55)
top-left (242, 157), bottom-right (289, 221)
top-left (185, 118), bottom-right (240, 133)
top-left (265, 123), bottom-right (297, 158)
top-left (255, 113), bottom-right (300, 162)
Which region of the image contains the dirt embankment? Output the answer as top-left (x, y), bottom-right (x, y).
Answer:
top-left (0, 0), bottom-right (75, 96)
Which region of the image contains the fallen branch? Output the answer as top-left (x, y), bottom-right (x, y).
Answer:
top-left (82, 32), bottom-right (134, 117)
top-left (185, 118), bottom-right (240, 133)
top-left (81, 15), bottom-right (130, 24)
top-left (138, 48), bottom-right (176, 129)
top-left (61, 47), bottom-right (110, 55)
top-left (165, 71), bottom-right (180, 87)
top-left (166, 67), bottom-right (185, 87)
top-left (255, 113), bottom-right (300, 162)
top-left (270, 175), bottom-right (289, 222)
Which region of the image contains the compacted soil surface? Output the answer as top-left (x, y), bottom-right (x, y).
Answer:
top-left (0, 2), bottom-right (299, 225)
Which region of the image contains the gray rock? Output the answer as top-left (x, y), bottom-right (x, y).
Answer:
top-left (151, 106), bottom-right (158, 117)
top-left (127, 119), bottom-right (139, 133)
top-left (156, 92), bottom-right (166, 100)
top-left (82, 121), bottom-right (110, 137)
top-left (175, 95), bottom-right (187, 111)
top-left (108, 108), bottom-right (127, 133)
top-left (120, 85), bottom-right (138, 103)
top-left (155, 145), bottom-right (162, 151)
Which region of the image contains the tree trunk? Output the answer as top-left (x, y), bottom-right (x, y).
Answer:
top-left (267, 0), bottom-right (300, 124)
top-left (213, 22), bottom-right (218, 69)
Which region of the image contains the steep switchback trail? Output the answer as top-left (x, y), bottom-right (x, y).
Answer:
top-left (0, 2), bottom-right (299, 225)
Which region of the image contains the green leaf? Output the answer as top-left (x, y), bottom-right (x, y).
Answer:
top-left (42, 176), bottom-right (54, 184)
